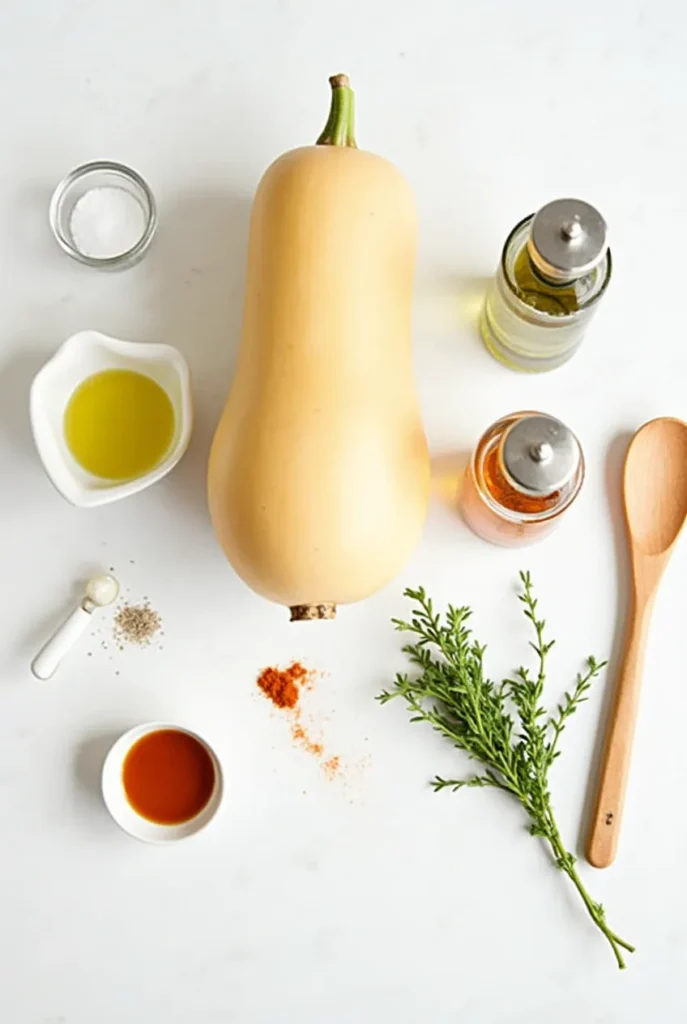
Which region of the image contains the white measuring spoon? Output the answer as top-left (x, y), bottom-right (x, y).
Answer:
top-left (31, 574), bottom-right (120, 680)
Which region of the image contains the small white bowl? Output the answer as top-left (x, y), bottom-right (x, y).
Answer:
top-left (101, 722), bottom-right (224, 844)
top-left (30, 330), bottom-right (193, 507)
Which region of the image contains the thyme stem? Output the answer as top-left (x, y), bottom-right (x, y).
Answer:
top-left (379, 572), bottom-right (634, 969)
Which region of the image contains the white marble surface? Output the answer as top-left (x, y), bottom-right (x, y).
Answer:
top-left (1, 1), bottom-right (686, 1021)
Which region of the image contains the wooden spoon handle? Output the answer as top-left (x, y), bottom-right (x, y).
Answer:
top-left (587, 597), bottom-right (652, 868)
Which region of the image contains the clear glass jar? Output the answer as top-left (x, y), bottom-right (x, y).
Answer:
top-left (480, 200), bottom-right (612, 372)
top-left (460, 411), bottom-right (585, 547)
top-left (49, 160), bottom-right (157, 270)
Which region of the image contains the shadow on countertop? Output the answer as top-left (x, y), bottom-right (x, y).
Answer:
top-left (143, 190), bottom-right (252, 528)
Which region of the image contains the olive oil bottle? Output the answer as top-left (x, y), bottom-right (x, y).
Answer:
top-left (480, 199), bottom-right (611, 372)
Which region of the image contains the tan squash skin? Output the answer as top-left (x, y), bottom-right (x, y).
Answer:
top-left (208, 80), bottom-right (429, 618)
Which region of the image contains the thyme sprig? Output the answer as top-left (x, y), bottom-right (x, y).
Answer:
top-left (378, 571), bottom-right (634, 969)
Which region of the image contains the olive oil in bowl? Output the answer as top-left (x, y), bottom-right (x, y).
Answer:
top-left (64, 368), bottom-right (175, 481)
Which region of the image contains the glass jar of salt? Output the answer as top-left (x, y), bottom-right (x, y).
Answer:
top-left (49, 161), bottom-right (157, 269)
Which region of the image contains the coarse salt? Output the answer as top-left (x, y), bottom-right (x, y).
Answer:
top-left (69, 186), bottom-right (146, 259)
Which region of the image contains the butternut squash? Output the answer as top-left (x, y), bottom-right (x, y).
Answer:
top-left (208, 75), bottom-right (429, 619)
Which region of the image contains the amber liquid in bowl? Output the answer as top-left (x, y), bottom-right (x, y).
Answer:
top-left (122, 729), bottom-right (216, 825)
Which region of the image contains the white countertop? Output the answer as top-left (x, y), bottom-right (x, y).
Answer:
top-left (2, 1), bottom-right (686, 1021)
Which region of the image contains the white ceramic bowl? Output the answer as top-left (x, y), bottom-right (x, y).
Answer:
top-left (101, 722), bottom-right (224, 844)
top-left (30, 330), bottom-right (193, 507)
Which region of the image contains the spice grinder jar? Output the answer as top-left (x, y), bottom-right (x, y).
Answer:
top-left (49, 160), bottom-right (157, 269)
top-left (460, 411), bottom-right (585, 546)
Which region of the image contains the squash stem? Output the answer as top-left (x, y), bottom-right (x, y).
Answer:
top-left (316, 74), bottom-right (357, 148)
top-left (290, 603), bottom-right (337, 622)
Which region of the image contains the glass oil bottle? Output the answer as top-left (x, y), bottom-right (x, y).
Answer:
top-left (480, 199), bottom-right (611, 372)
top-left (460, 411), bottom-right (584, 546)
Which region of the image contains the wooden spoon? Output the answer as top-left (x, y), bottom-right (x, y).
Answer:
top-left (587, 417), bottom-right (687, 868)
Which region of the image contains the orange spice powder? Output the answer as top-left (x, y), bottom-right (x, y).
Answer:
top-left (290, 718), bottom-right (323, 757)
top-left (256, 662), bottom-right (308, 709)
top-left (256, 661), bottom-right (339, 777)
top-left (322, 756), bottom-right (340, 780)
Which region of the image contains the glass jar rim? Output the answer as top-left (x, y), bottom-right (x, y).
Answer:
top-left (499, 215), bottom-right (612, 321)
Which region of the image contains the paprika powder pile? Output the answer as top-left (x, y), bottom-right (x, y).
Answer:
top-left (256, 662), bottom-right (307, 709)
top-left (256, 661), bottom-right (339, 777)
